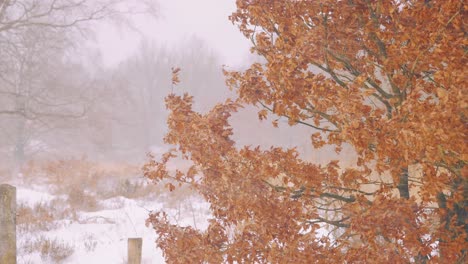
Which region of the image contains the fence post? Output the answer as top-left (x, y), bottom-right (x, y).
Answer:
top-left (0, 184), bottom-right (16, 264)
top-left (128, 238), bottom-right (142, 264)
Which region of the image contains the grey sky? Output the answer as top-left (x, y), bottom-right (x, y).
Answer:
top-left (97, 0), bottom-right (251, 67)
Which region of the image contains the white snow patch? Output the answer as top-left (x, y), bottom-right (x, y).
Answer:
top-left (16, 187), bottom-right (56, 207)
top-left (14, 183), bottom-right (211, 264)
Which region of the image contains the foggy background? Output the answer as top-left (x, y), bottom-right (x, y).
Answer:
top-left (0, 0), bottom-right (354, 174)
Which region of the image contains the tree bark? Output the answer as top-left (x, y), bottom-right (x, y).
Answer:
top-left (397, 167), bottom-right (410, 199)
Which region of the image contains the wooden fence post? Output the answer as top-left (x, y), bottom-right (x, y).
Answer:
top-left (128, 238), bottom-right (142, 264)
top-left (0, 184), bottom-right (16, 264)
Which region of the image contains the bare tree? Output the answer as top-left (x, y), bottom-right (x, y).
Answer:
top-left (0, 26), bottom-right (94, 166)
top-left (100, 38), bottom-right (227, 159)
top-left (0, 0), bottom-right (158, 168)
top-left (0, 0), bottom-right (157, 33)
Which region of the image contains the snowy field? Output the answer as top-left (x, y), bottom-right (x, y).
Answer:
top-left (3, 161), bottom-right (210, 264)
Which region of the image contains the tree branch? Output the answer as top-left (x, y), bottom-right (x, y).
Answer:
top-left (259, 101), bottom-right (340, 133)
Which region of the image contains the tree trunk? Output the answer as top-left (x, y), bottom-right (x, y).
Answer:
top-left (397, 167), bottom-right (410, 199)
top-left (436, 176), bottom-right (468, 262)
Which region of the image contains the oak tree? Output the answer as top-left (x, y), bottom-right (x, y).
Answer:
top-left (144, 1), bottom-right (467, 263)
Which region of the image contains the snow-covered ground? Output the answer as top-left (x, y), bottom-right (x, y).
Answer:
top-left (9, 178), bottom-right (210, 264)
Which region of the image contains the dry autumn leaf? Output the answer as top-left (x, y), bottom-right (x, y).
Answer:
top-left (171, 67), bottom-right (181, 86)
top-left (144, 1), bottom-right (467, 263)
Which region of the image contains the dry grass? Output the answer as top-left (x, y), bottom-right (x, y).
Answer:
top-left (66, 185), bottom-right (100, 211)
top-left (21, 158), bottom-right (162, 208)
top-left (17, 199), bottom-right (75, 233)
top-left (17, 202), bottom-right (55, 232)
top-left (21, 236), bottom-right (74, 263)
top-left (102, 177), bottom-right (162, 200)
top-left (20, 157), bottom-right (202, 207)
